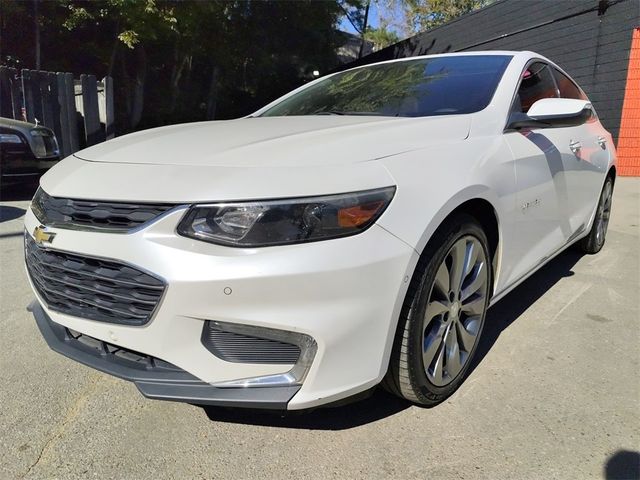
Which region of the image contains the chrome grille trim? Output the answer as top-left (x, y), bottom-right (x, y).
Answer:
top-left (31, 188), bottom-right (177, 232)
top-left (202, 321), bottom-right (303, 365)
top-left (25, 234), bottom-right (166, 326)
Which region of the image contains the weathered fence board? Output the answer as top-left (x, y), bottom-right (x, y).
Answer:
top-left (0, 66), bottom-right (113, 156)
top-left (62, 72), bottom-right (80, 155)
top-left (0, 67), bottom-right (21, 118)
top-left (21, 70), bottom-right (37, 124)
top-left (103, 76), bottom-right (115, 140)
top-left (80, 74), bottom-right (105, 147)
top-left (47, 72), bottom-right (63, 151)
top-left (40, 72), bottom-right (55, 129)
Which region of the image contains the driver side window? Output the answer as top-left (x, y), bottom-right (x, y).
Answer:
top-left (513, 62), bottom-right (558, 113)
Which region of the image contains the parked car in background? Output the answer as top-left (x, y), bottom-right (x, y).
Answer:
top-left (24, 51), bottom-right (616, 411)
top-left (1, 117), bottom-right (60, 188)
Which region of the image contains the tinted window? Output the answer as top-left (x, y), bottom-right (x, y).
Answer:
top-left (260, 55), bottom-right (512, 118)
top-left (513, 62), bottom-right (557, 113)
top-left (553, 68), bottom-right (586, 100)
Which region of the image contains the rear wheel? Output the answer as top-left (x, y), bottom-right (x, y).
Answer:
top-left (383, 214), bottom-right (492, 406)
top-left (579, 176), bottom-right (613, 254)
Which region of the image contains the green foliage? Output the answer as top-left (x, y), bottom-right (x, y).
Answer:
top-left (117, 30), bottom-right (139, 49)
top-left (376, 0), bottom-right (494, 36)
top-left (62, 6), bottom-right (93, 30)
top-left (402, 0), bottom-right (494, 33)
top-left (364, 26), bottom-right (400, 51)
top-left (1, 0), bottom-right (343, 131)
top-left (338, 0), bottom-right (370, 34)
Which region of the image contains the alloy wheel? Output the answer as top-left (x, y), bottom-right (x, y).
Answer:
top-left (422, 235), bottom-right (489, 387)
top-left (596, 180), bottom-right (613, 247)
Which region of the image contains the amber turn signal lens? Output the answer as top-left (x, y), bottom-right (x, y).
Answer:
top-left (338, 201), bottom-right (385, 228)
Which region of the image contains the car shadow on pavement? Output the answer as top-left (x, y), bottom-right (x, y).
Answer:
top-left (202, 248), bottom-right (585, 430)
top-left (604, 450), bottom-right (640, 480)
top-left (0, 205), bottom-right (26, 223)
top-left (202, 387), bottom-right (411, 430)
top-left (467, 248), bottom-right (584, 378)
top-left (202, 388), bottom-right (411, 430)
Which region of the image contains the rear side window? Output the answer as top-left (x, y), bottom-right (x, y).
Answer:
top-left (553, 68), bottom-right (587, 100)
top-left (513, 62), bottom-right (558, 113)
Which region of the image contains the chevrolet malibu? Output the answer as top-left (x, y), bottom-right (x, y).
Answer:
top-left (25, 51), bottom-right (616, 410)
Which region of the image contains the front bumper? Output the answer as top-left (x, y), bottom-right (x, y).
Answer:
top-left (30, 301), bottom-right (300, 408)
top-left (25, 206), bottom-right (418, 409)
top-left (1, 149), bottom-right (60, 181)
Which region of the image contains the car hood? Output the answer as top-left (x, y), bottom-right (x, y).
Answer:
top-left (74, 115), bottom-right (471, 167)
top-left (41, 115), bottom-right (471, 203)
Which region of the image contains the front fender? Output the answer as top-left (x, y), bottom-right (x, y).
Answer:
top-left (377, 135), bottom-right (518, 294)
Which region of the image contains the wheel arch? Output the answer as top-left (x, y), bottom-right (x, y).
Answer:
top-left (381, 191), bottom-right (503, 398)
top-left (412, 187), bottom-right (503, 297)
top-left (449, 199), bottom-right (500, 292)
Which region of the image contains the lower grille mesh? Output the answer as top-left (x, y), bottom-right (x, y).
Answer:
top-left (67, 327), bottom-right (182, 372)
top-left (202, 321), bottom-right (301, 364)
top-left (25, 234), bottom-right (165, 326)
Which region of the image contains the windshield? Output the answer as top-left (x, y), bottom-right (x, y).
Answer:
top-left (260, 55), bottom-right (512, 118)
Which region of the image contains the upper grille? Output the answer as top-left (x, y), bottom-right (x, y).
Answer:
top-left (201, 321), bottom-right (301, 364)
top-left (25, 234), bottom-right (166, 326)
top-left (31, 188), bottom-right (175, 232)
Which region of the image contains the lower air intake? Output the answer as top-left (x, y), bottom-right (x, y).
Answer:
top-left (202, 321), bottom-right (301, 365)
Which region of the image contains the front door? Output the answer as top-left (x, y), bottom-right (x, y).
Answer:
top-left (503, 61), bottom-right (582, 285)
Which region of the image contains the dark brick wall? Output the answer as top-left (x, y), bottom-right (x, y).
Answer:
top-left (346, 0), bottom-right (640, 142)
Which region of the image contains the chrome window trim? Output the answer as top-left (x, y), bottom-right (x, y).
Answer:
top-left (504, 58), bottom-right (558, 131)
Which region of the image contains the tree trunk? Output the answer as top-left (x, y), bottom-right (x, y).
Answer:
top-left (120, 53), bottom-right (132, 124)
top-left (130, 45), bottom-right (146, 128)
top-left (358, 1), bottom-right (370, 59)
top-left (206, 64), bottom-right (219, 120)
top-left (34, 0), bottom-right (40, 69)
top-left (107, 21), bottom-right (120, 77)
top-left (169, 53), bottom-right (189, 114)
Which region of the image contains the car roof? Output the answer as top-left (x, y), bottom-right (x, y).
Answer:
top-left (340, 50), bottom-right (537, 71)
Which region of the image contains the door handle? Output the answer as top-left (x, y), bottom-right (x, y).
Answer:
top-left (569, 140), bottom-right (582, 154)
top-left (597, 136), bottom-right (607, 149)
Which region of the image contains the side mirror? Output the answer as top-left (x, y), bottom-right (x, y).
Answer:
top-left (506, 98), bottom-right (593, 130)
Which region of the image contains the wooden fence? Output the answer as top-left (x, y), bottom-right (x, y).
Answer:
top-left (0, 66), bottom-right (114, 157)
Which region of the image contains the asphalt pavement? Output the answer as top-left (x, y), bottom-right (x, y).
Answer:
top-left (1, 179), bottom-right (638, 480)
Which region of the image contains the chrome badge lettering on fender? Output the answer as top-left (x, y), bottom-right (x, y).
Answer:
top-left (521, 198), bottom-right (541, 212)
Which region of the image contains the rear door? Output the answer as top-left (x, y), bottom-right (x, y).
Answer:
top-left (551, 67), bottom-right (610, 227)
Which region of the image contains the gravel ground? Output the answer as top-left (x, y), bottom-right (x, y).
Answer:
top-left (1, 179), bottom-right (638, 480)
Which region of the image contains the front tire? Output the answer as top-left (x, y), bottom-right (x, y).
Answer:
top-left (383, 214), bottom-right (492, 406)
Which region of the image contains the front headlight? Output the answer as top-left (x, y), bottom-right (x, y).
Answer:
top-left (0, 133), bottom-right (23, 144)
top-left (177, 187), bottom-right (395, 247)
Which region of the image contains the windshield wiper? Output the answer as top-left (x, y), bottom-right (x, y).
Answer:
top-left (312, 110), bottom-right (394, 116)
top-left (313, 110), bottom-right (345, 115)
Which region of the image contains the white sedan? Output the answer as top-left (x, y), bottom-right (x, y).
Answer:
top-left (25, 51), bottom-right (616, 410)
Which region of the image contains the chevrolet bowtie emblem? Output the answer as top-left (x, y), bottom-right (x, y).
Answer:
top-left (33, 225), bottom-right (56, 245)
